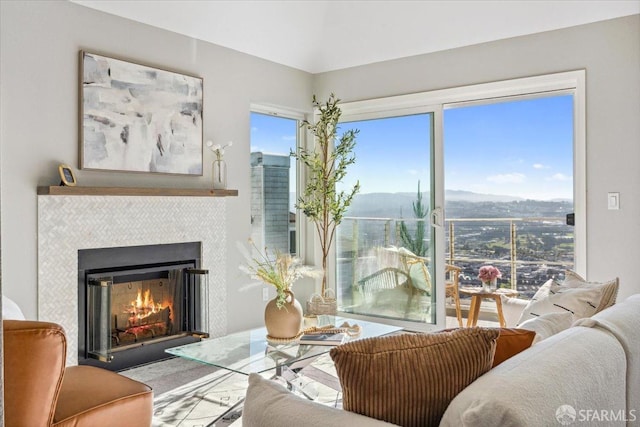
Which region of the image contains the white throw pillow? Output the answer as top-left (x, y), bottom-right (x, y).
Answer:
top-left (516, 279), bottom-right (605, 326)
top-left (518, 311), bottom-right (575, 343)
top-left (562, 270), bottom-right (619, 312)
top-left (500, 295), bottom-right (529, 327)
top-left (2, 295), bottom-right (25, 320)
top-left (242, 373), bottom-right (396, 427)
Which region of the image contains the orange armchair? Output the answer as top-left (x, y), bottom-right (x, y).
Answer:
top-left (3, 320), bottom-right (153, 427)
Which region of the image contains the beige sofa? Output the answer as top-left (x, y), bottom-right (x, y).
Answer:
top-left (241, 294), bottom-right (640, 426)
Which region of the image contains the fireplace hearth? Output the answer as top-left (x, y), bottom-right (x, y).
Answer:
top-left (78, 242), bottom-right (208, 371)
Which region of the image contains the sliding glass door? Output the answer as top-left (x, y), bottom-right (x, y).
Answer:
top-left (335, 112), bottom-right (442, 330)
top-left (328, 71), bottom-right (584, 331)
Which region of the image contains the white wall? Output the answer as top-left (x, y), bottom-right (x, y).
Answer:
top-left (0, 1), bottom-right (312, 330)
top-left (314, 15), bottom-right (640, 300)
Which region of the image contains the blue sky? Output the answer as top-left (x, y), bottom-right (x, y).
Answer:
top-left (444, 95), bottom-right (574, 201)
top-left (250, 113), bottom-right (298, 190)
top-left (250, 94), bottom-right (574, 201)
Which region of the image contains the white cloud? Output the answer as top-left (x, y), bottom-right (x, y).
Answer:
top-left (487, 173), bottom-right (526, 184)
top-left (547, 173), bottom-right (572, 182)
top-left (533, 163), bottom-right (549, 169)
top-left (282, 135), bottom-right (296, 141)
top-left (408, 169), bottom-right (418, 176)
top-left (251, 127), bottom-right (258, 133)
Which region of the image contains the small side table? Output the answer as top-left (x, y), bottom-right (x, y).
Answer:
top-left (458, 287), bottom-right (519, 327)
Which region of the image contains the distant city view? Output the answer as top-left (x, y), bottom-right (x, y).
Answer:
top-left (336, 190), bottom-right (573, 302)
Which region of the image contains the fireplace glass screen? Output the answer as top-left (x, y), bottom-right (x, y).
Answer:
top-left (86, 265), bottom-right (208, 362)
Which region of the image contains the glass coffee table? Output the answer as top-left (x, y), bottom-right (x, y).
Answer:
top-left (167, 316), bottom-right (402, 375)
top-left (166, 317), bottom-right (402, 425)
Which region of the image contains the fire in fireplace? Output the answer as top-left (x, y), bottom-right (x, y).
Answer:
top-left (126, 287), bottom-right (171, 335)
top-left (110, 279), bottom-right (176, 348)
top-left (78, 243), bottom-right (208, 371)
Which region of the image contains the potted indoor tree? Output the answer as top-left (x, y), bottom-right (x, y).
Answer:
top-left (292, 94), bottom-right (360, 308)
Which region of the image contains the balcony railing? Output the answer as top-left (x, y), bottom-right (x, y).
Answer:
top-left (337, 216), bottom-right (573, 300)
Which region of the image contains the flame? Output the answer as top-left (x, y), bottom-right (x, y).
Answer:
top-left (127, 288), bottom-right (169, 326)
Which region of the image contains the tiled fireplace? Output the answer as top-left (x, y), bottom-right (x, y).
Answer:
top-left (77, 242), bottom-right (210, 370)
top-left (37, 195), bottom-right (228, 367)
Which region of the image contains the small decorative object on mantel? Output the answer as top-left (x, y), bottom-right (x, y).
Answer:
top-left (239, 239), bottom-right (322, 342)
top-left (206, 140), bottom-right (232, 190)
top-left (478, 265), bottom-right (501, 292)
top-left (58, 164), bottom-right (77, 186)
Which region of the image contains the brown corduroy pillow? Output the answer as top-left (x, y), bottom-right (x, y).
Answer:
top-left (329, 328), bottom-right (499, 427)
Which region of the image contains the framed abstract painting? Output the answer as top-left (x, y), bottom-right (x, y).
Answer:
top-left (80, 51), bottom-right (203, 175)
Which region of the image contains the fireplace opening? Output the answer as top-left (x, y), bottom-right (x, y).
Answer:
top-left (78, 243), bottom-right (208, 371)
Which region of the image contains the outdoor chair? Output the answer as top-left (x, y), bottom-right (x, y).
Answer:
top-left (356, 267), bottom-right (410, 305)
top-left (445, 264), bottom-right (463, 327)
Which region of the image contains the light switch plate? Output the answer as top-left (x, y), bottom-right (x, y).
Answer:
top-left (607, 192), bottom-right (620, 210)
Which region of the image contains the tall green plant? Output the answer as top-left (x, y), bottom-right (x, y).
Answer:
top-left (399, 181), bottom-right (428, 257)
top-left (292, 94), bottom-right (360, 295)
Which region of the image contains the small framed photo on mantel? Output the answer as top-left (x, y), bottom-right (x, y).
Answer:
top-left (58, 164), bottom-right (77, 186)
top-left (79, 51), bottom-right (204, 175)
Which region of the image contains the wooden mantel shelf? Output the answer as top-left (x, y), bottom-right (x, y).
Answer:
top-left (37, 186), bottom-right (238, 197)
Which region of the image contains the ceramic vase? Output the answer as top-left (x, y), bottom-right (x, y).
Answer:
top-left (212, 159), bottom-right (227, 190)
top-left (264, 290), bottom-right (303, 339)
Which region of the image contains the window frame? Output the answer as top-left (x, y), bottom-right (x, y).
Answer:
top-left (336, 70), bottom-right (586, 328)
top-left (249, 104), bottom-right (309, 261)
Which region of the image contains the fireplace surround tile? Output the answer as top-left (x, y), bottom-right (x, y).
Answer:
top-left (38, 195), bottom-right (228, 366)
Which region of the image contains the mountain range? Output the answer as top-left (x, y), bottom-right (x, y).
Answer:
top-left (290, 190), bottom-right (572, 219)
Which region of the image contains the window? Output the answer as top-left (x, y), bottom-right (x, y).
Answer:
top-left (334, 71), bottom-right (585, 329)
top-left (444, 94), bottom-right (575, 299)
top-left (249, 111), bottom-right (301, 256)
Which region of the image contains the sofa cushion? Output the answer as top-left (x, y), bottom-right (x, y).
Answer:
top-left (562, 270), bottom-right (619, 312)
top-left (440, 326), bottom-right (627, 426)
top-left (441, 327), bottom-right (535, 368)
top-left (500, 295), bottom-right (528, 327)
top-left (492, 328), bottom-right (536, 367)
top-left (53, 366), bottom-right (153, 427)
top-left (516, 279), bottom-right (605, 325)
top-left (517, 311), bottom-right (574, 343)
top-left (573, 294), bottom-right (640, 416)
top-left (329, 328), bottom-right (499, 427)
top-left (242, 373), bottom-right (397, 427)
